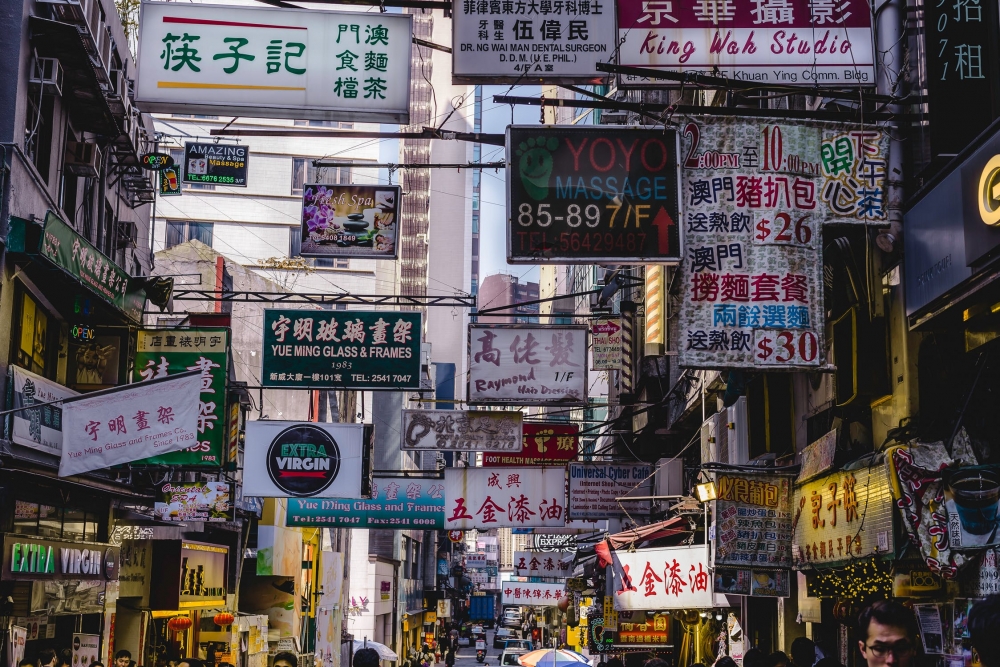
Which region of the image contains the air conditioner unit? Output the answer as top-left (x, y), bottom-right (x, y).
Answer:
top-left (713, 410), bottom-right (729, 465)
top-left (64, 141), bottom-right (101, 177)
top-left (726, 396), bottom-right (749, 465)
top-left (654, 457), bottom-right (684, 497)
top-left (29, 57), bottom-right (63, 96)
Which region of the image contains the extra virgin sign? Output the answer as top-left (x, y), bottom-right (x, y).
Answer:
top-left (506, 126), bottom-right (682, 263)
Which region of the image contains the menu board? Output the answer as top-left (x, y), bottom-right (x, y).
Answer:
top-left (715, 473), bottom-right (794, 567)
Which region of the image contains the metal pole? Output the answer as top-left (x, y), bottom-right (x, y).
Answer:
top-left (874, 0), bottom-right (905, 251)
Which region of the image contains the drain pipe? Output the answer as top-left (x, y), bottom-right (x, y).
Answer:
top-left (875, 0), bottom-right (905, 252)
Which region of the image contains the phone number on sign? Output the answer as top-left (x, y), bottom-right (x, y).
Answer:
top-left (187, 174), bottom-right (239, 184)
top-left (513, 231), bottom-right (648, 254)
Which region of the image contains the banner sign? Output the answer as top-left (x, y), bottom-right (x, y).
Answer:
top-left (483, 422), bottom-right (578, 466)
top-left (300, 184), bottom-right (400, 259)
top-left (134, 328), bottom-right (229, 466)
top-left (792, 462), bottom-right (895, 567)
top-left (715, 473), bottom-right (794, 567)
top-left (610, 545), bottom-right (714, 610)
top-left (8, 366), bottom-right (77, 456)
top-left (514, 550), bottom-right (575, 577)
top-left (616, 0), bottom-right (875, 86)
top-left (591, 318), bottom-right (622, 370)
top-left (501, 582), bottom-right (566, 606)
top-left (468, 324), bottom-right (587, 405)
top-left (466, 554), bottom-right (489, 568)
top-left (136, 3), bottom-right (412, 123)
top-left (72, 633), bottom-right (100, 667)
top-left (506, 126), bottom-right (682, 264)
top-left (444, 466), bottom-right (567, 529)
top-left (715, 567), bottom-right (790, 597)
top-left (59, 373), bottom-right (202, 477)
top-left (568, 463), bottom-right (652, 520)
top-left (677, 118), bottom-right (892, 368)
top-left (401, 409), bottom-right (523, 451)
top-left (285, 475), bottom-right (444, 528)
top-left (452, 0), bottom-right (617, 83)
top-left (1, 534), bottom-right (120, 582)
top-left (262, 309), bottom-right (421, 390)
top-left (243, 421), bottom-right (368, 498)
top-left (183, 142), bottom-right (248, 187)
top-left (155, 482), bottom-right (232, 522)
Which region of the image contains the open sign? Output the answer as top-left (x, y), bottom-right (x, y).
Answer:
top-left (140, 152), bottom-right (175, 171)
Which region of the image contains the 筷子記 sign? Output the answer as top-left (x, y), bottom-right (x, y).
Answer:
top-left (468, 324), bottom-right (587, 405)
top-left (262, 310), bottom-right (421, 390)
top-left (183, 142), bottom-right (248, 187)
top-left (483, 422), bottom-right (578, 466)
top-left (506, 127), bottom-right (681, 264)
top-left (615, 0), bottom-right (875, 86)
top-left (300, 184), bottom-right (400, 259)
top-left (714, 473), bottom-right (793, 568)
top-left (568, 463), bottom-right (652, 520)
top-left (135, 3), bottom-right (412, 123)
top-left (610, 545), bottom-right (713, 610)
top-left (444, 466), bottom-right (567, 529)
top-left (452, 0), bottom-right (617, 83)
top-left (286, 476), bottom-right (444, 528)
top-left (401, 410), bottom-right (523, 451)
top-left (591, 318), bottom-right (622, 370)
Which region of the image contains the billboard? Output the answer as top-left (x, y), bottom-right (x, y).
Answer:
top-left (610, 545), bottom-right (714, 610)
top-left (155, 481), bottom-right (232, 522)
top-left (401, 410), bottom-right (523, 451)
top-left (568, 463), bottom-right (653, 520)
top-left (299, 184), bottom-right (400, 260)
top-left (506, 126), bottom-right (682, 264)
top-left (452, 0), bottom-right (617, 83)
top-left (183, 142), bottom-right (248, 187)
top-left (262, 310), bottom-right (421, 390)
top-left (483, 422), bottom-right (578, 466)
top-left (444, 466), bottom-right (567, 529)
top-left (468, 324), bottom-right (587, 405)
top-left (136, 3), bottom-right (412, 122)
top-left (714, 473), bottom-right (794, 568)
top-left (286, 476), bottom-right (444, 528)
top-left (615, 0), bottom-right (875, 86)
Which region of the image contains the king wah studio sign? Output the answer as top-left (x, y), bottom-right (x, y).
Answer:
top-left (2, 535), bottom-right (120, 581)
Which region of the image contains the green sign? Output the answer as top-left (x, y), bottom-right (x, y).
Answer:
top-left (39, 212), bottom-right (146, 322)
top-left (133, 328), bottom-right (229, 466)
top-left (159, 166), bottom-right (182, 196)
top-left (285, 476), bottom-right (444, 528)
top-left (262, 310), bottom-right (421, 390)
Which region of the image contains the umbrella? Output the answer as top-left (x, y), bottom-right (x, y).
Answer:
top-left (353, 639), bottom-right (399, 661)
top-left (517, 650), bottom-right (591, 667)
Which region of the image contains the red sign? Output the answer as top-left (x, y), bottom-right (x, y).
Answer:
top-left (448, 530), bottom-right (464, 543)
top-left (483, 423), bottom-right (579, 466)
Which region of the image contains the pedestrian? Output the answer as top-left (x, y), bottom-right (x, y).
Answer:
top-left (89, 663), bottom-right (105, 667)
top-left (115, 652), bottom-right (132, 667)
top-left (769, 652), bottom-right (790, 667)
top-left (715, 658), bottom-right (738, 667)
top-left (19, 660), bottom-right (34, 667)
top-left (791, 638), bottom-right (817, 667)
top-left (744, 648), bottom-right (767, 667)
top-left (178, 659), bottom-right (204, 667)
top-left (968, 595), bottom-right (1000, 667)
top-left (446, 648), bottom-right (456, 667)
top-left (38, 650), bottom-right (57, 667)
top-left (856, 600), bottom-right (918, 667)
top-left (354, 648), bottom-right (381, 667)
top-left (273, 653), bottom-right (298, 667)
top-left (58, 649), bottom-right (72, 667)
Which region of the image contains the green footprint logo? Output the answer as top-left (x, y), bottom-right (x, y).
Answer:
top-left (517, 136), bottom-right (559, 201)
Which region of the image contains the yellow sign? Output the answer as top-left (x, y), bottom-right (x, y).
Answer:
top-left (978, 155), bottom-right (1000, 225)
top-left (425, 611), bottom-right (437, 624)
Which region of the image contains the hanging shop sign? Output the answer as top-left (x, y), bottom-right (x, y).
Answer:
top-left (967, 548), bottom-right (1000, 596)
top-left (1, 534), bottom-right (119, 582)
top-left (155, 481), bottom-right (232, 522)
top-left (437, 599), bottom-right (451, 617)
top-left (286, 476), bottom-right (444, 528)
top-left (444, 466), bottom-right (567, 529)
top-left (610, 544), bottom-right (714, 610)
top-left (798, 429), bottom-right (838, 483)
top-left (401, 409), bottom-right (523, 451)
top-left (714, 472), bottom-right (794, 568)
top-left (451, 0), bottom-right (617, 83)
top-left (466, 554), bottom-right (489, 568)
top-left (677, 118), bottom-right (889, 369)
top-left (506, 126), bottom-right (681, 264)
top-left (299, 184), bottom-right (400, 259)
top-left (40, 212), bottom-right (146, 323)
top-left (244, 421), bottom-right (370, 498)
top-left (591, 318), bottom-right (622, 370)
top-left (135, 3), bottom-right (413, 123)
top-left (58, 373), bottom-right (202, 477)
top-left (72, 633), bottom-right (100, 667)
top-left (8, 366), bottom-right (78, 456)
top-left (568, 462), bottom-right (653, 520)
top-left (183, 142), bottom-right (248, 187)
top-left (792, 461), bottom-right (895, 567)
top-left (483, 422), bottom-right (578, 466)
top-left (159, 166), bottom-right (182, 196)
top-left (615, 0), bottom-right (874, 86)
top-left (534, 534), bottom-right (577, 552)
top-left (468, 324), bottom-right (587, 405)
top-left (501, 582), bottom-right (566, 606)
top-left (945, 467), bottom-right (1000, 551)
top-left (614, 613), bottom-right (670, 647)
top-left (514, 550), bottom-right (575, 578)
top-left (134, 328), bottom-right (230, 466)
top-left (262, 309), bottom-right (421, 390)
top-left (140, 152), bottom-right (174, 171)
top-left (714, 567), bottom-right (790, 597)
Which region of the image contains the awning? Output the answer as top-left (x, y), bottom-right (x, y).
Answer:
top-left (606, 516), bottom-right (688, 549)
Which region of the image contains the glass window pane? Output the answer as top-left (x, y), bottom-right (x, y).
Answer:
top-left (190, 222), bottom-right (214, 247)
top-left (14, 501), bottom-right (39, 535)
top-left (292, 158), bottom-right (306, 195)
top-left (290, 226), bottom-right (302, 257)
top-left (166, 221), bottom-right (185, 249)
top-left (38, 505), bottom-right (61, 538)
top-left (85, 514), bottom-right (99, 541)
top-left (63, 508), bottom-right (85, 541)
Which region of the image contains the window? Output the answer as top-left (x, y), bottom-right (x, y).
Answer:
top-left (293, 120), bottom-right (354, 129)
top-left (411, 540), bottom-right (420, 579)
top-left (166, 221), bottom-right (214, 249)
top-left (24, 94), bottom-right (54, 182)
top-left (291, 158), bottom-right (351, 195)
top-left (16, 289), bottom-right (53, 378)
top-left (168, 148), bottom-right (215, 191)
top-left (13, 501), bottom-right (99, 540)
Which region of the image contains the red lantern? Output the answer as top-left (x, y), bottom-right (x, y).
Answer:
top-left (214, 612), bottom-right (235, 627)
top-left (167, 616), bottom-right (193, 632)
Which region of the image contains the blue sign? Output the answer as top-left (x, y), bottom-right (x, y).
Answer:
top-left (286, 476), bottom-right (445, 528)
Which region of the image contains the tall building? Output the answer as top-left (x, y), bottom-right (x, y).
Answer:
top-left (478, 273), bottom-right (540, 323)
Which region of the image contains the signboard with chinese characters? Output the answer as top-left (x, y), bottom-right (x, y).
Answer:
top-left (154, 482), bottom-right (232, 522)
top-left (568, 463), bottom-right (653, 520)
top-left (135, 3), bottom-right (412, 123)
top-left (262, 310), bottom-right (421, 390)
top-left (677, 118), bottom-right (888, 369)
top-left (287, 476), bottom-right (443, 528)
top-left (401, 409), bottom-right (523, 451)
top-left (452, 0), bottom-right (617, 83)
top-left (468, 324), bottom-right (587, 405)
top-left (591, 318), bottom-right (622, 370)
top-left (792, 462), bottom-right (895, 567)
top-left (966, 548), bottom-right (1000, 596)
top-left (134, 328), bottom-right (230, 466)
top-left (8, 366), bottom-right (77, 456)
top-left (616, 0), bottom-right (875, 86)
top-left (483, 422), bottom-right (578, 466)
top-left (506, 127), bottom-right (681, 264)
top-left (715, 473), bottom-right (794, 567)
top-left (514, 550), bottom-right (575, 577)
top-left (501, 582), bottom-right (566, 606)
top-left (300, 184), bottom-right (400, 260)
top-left (610, 545), bottom-right (713, 610)
top-left (466, 554), bottom-right (489, 568)
top-left (614, 613), bottom-right (670, 647)
top-left (444, 466), bottom-right (567, 529)
top-left (183, 142), bottom-right (248, 187)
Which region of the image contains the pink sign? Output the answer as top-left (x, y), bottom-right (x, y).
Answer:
top-left (501, 582), bottom-right (566, 607)
top-left (444, 467), bottom-right (567, 529)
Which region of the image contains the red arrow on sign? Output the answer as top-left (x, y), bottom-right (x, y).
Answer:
top-left (650, 206), bottom-right (675, 256)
